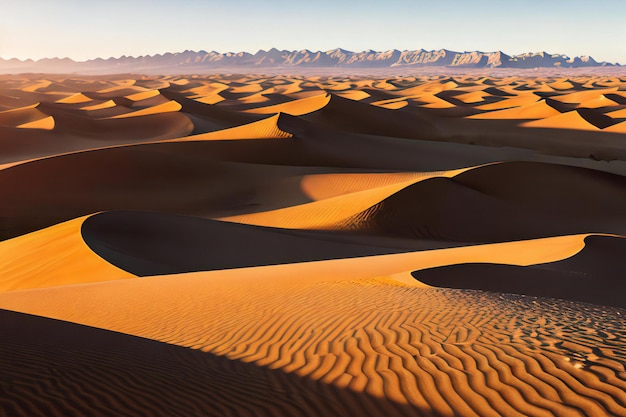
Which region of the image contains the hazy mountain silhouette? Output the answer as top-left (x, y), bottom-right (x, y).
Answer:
top-left (0, 49), bottom-right (618, 74)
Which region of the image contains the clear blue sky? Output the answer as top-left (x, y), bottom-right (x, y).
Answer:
top-left (1, 0), bottom-right (624, 63)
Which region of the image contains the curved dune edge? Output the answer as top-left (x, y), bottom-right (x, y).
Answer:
top-left (2, 234), bottom-right (624, 416)
top-left (106, 100), bottom-right (182, 119)
top-left (0, 102), bottom-right (40, 114)
top-left (0, 113), bottom-right (291, 172)
top-left (470, 99), bottom-right (561, 120)
top-left (0, 215), bottom-right (136, 292)
top-left (125, 89), bottom-right (161, 102)
top-left (474, 94), bottom-right (539, 111)
top-left (326, 160), bottom-right (626, 242)
top-left (0, 232), bottom-right (592, 302)
top-left (414, 93), bottom-right (457, 108)
top-left (21, 80), bottom-right (52, 93)
top-left (0, 105), bottom-right (49, 127)
top-left (299, 171), bottom-right (440, 201)
top-left (154, 232), bottom-right (595, 287)
top-left (605, 121), bottom-right (626, 134)
top-left (335, 90), bottom-right (371, 101)
top-left (410, 234), bottom-right (626, 308)
top-left (93, 81), bottom-right (139, 94)
top-left (372, 100), bottom-right (408, 110)
top-left (168, 113), bottom-right (293, 141)
top-left (244, 93), bottom-right (331, 116)
top-left (218, 165), bottom-right (482, 228)
top-left (56, 93), bottom-right (93, 104)
top-left (81, 210), bottom-right (465, 277)
top-left (607, 108), bottom-right (626, 119)
top-left (551, 88), bottom-right (619, 104)
top-left (16, 115), bottom-right (55, 130)
top-left (79, 99), bottom-right (116, 111)
top-left (521, 111), bottom-right (600, 131)
top-left (577, 96), bottom-right (621, 109)
top-left (193, 93), bottom-right (225, 105)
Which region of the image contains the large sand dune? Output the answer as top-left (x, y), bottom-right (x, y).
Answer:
top-left (0, 73), bottom-right (625, 416)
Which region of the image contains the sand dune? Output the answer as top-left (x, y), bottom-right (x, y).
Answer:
top-left (522, 110), bottom-right (602, 131)
top-left (0, 110), bottom-right (194, 167)
top-left (243, 93), bottom-right (331, 116)
top-left (79, 99), bottom-right (116, 110)
top-left (106, 99), bottom-right (182, 118)
top-left (16, 115), bottom-right (55, 130)
top-left (302, 93), bottom-right (440, 140)
top-left (0, 104), bottom-right (49, 127)
top-left (80, 210), bottom-right (446, 276)
top-left (414, 235), bottom-right (626, 308)
top-left (550, 88), bottom-right (619, 104)
top-left (0, 140), bottom-right (327, 239)
top-left (55, 92), bottom-right (93, 104)
top-left (470, 99), bottom-right (560, 119)
top-left (218, 166), bottom-right (474, 229)
top-left (607, 107), bottom-right (626, 119)
top-left (474, 93), bottom-right (540, 110)
top-left (1, 73), bottom-right (626, 417)
top-left (1, 233), bottom-right (624, 416)
top-left (125, 89), bottom-right (162, 102)
top-left (340, 161), bottom-right (626, 242)
top-left (577, 95), bottom-right (622, 109)
top-left (0, 215), bottom-right (134, 292)
top-left (335, 90), bottom-right (371, 101)
top-left (173, 113), bottom-right (292, 140)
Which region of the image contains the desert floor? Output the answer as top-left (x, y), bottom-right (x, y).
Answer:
top-left (0, 73), bottom-right (625, 416)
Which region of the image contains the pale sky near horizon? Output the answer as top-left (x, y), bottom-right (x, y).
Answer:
top-left (1, 0), bottom-right (624, 63)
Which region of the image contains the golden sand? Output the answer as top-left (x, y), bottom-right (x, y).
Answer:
top-left (0, 73), bottom-right (625, 416)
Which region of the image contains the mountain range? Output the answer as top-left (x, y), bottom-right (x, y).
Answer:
top-left (0, 48), bottom-right (619, 74)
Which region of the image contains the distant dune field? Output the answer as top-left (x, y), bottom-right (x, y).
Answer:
top-left (1, 73), bottom-right (625, 417)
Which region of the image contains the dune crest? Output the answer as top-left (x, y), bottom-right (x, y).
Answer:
top-left (219, 166), bottom-right (474, 229)
top-left (244, 93), bottom-right (331, 116)
top-left (173, 113), bottom-right (293, 141)
top-left (0, 215), bottom-right (135, 292)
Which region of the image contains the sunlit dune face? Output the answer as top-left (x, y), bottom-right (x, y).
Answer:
top-left (0, 73), bottom-right (625, 417)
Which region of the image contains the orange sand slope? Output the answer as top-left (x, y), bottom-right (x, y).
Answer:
top-left (1, 74), bottom-right (626, 417)
top-left (1, 232), bottom-right (625, 416)
top-left (0, 215), bottom-right (134, 292)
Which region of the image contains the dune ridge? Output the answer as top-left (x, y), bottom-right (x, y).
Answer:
top-left (0, 215), bottom-right (134, 292)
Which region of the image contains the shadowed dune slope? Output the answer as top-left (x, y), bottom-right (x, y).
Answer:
top-left (0, 309), bottom-right (426, 417)
top-left (0, 126), bottom-right (539, 240)
top-left (0, 111), bottom-right (194, 166)
top-left (0, 141), bottom-right (332, 240)
top-left (39, 102), bottom-right (194, 140)
top-left (346, 161), bottom-right (626, 242)
top-left (413, 235), bottom-right (626, 308)
top-left (0, 104), bottom-right (47, 126)
top-left (276, 113), bottom-right (534, 171)
top-left (80, 210), bottom-right (449, 276)
top-left (302, 94), bottom-right (441, 140)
